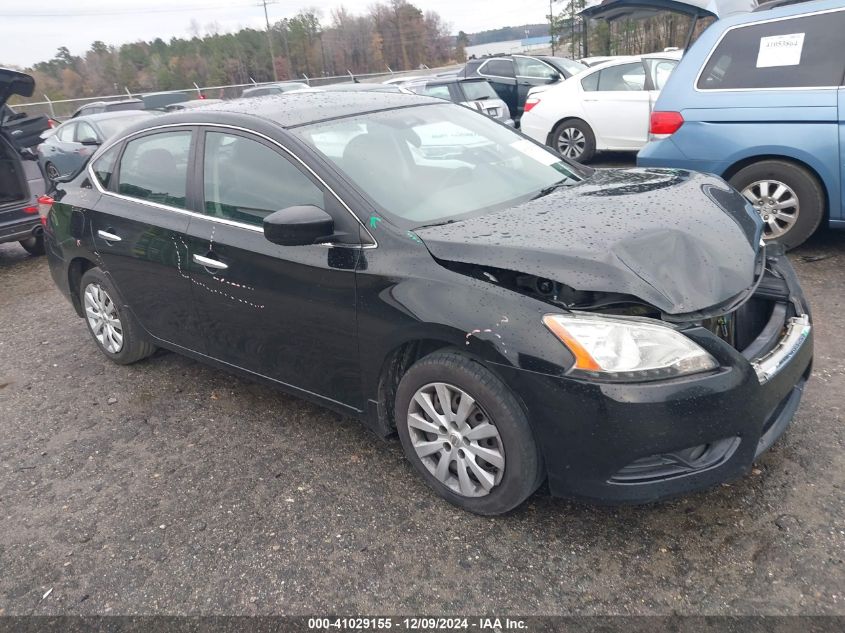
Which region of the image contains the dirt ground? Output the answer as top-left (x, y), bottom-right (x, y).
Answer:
top-left (0, 182), bottom-right (843, 615)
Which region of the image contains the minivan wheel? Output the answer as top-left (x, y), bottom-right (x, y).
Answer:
top-left (79, 268), bottom-right (156, 365)
top-left (551, 119), bottom-right (596, 162)
top-left (19, 235), bottom-right (45, 256)
top-left (394, 351), bottom-right (543, 515)
top-left (729, 160), bottom-right (825, 250)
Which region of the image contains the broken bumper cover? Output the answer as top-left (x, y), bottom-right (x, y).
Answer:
top-left (491, 311), bottom-right (813, 505)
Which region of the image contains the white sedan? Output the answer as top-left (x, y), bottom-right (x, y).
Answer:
top-left (520, 53), bottom-right (681, 162)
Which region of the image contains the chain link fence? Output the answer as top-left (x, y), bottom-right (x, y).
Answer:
top-left (12, 66), bottom-right (459, 119)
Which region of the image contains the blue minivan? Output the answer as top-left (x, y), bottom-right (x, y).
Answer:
top-left (637, 0), bottom-right (845, 249)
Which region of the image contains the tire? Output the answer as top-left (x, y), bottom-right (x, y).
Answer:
top-left (551, 118), bottom-right (596, 163)
top-left (79, 267), bottom-right (156, 365)
top-left (45, 162), bottom-right (60, 182)
top-left (19, 235), bottom-right (45, 256)
top-left (729, 160), bottom-right (825, 250)
top-left (394, 351), bottom-right (543, 515)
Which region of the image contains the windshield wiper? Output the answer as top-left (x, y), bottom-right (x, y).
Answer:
top-left (531, 179), bottom-right (571, 200)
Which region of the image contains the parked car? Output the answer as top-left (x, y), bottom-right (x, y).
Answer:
top-left (241, 82), bottom-right (309, 98)
top-left (459, 54), bottom-right (587, 120)
top-left (402, 77), bottom-right (514, 126)
top-left (141, 91), bottom-right (192, 110)
top-left (638, 0), bottom-right (845, 249)
top-left (0, 69), bottom-right (50, 255)
top-left (70, 98), bottom-right (144, 119)
top-left (520, 53), bottom-right (681, 162)
top-left (43, 92), bottom-right (812, 514)
top-left (292, 83), bottom-right (409, 94)
top-left (37, 110), bottom-right (158, 181)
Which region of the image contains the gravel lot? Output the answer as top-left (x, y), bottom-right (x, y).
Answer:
top-left (1, 160), bottom-right (843, 615)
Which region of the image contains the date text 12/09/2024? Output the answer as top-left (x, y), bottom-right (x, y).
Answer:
top-left (307, 617), bottom-right (527, 631)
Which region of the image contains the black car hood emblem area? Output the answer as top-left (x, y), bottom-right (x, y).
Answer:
top-left (416, 168), bottom-right (763, 316)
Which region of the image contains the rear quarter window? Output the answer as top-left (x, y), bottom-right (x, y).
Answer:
top-left (698, 10), bottom-right (845, 90)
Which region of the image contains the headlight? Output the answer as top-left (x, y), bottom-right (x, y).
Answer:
top-left (543, 314), bottom-right (718, 381)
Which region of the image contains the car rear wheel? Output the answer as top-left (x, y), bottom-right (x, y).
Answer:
top-left (394, 351), bottom-right (543, 515)
top-left (19, 235), bottom-right (45, 256)
top-left (729, 160), bottom-right (825, 250)
top-left (44, 162), bottom-right (60, 182)
top-left (80, 267), bottom-right (156, 365)
top-left (551, 118), bottom-right (595, 163)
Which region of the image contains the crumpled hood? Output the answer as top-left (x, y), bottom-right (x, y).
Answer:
top-left (416, 168), bottom-right (763, 315)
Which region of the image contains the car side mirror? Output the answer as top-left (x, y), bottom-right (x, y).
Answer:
top-left (79, 137), bottom-right (100, 146)
top-left (546, 72), bottom-right (561, 84)
top-left (263, 205), bottom-right (335, 246)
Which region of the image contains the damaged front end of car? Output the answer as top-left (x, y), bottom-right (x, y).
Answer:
top-left (414, 168), bottom-right (813, 502)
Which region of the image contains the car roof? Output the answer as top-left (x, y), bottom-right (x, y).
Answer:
top-left (129, 91), bottom-right (437, 130)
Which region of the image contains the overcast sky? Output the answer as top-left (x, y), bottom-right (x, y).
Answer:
top-left (1, 0), bottom-right (551, 68)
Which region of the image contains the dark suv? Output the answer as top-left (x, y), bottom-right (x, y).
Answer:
top-left (460, 54), bottom-right (586, 120)
top-left (1, 69), bottom-right (50, 255)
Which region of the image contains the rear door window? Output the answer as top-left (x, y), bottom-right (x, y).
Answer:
top-left (91, 145), bottom-right (120, 189)
top-left (116, 130), bottom-right (192, 209)
top-left (481, 59), bottom-right (515, 78)
top-left (589, 62), bottom-right (647, 91)
top-left (698, 10), bottom-right (845, 89)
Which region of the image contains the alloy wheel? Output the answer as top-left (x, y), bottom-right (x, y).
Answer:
top-left (556, 127), bottom-right (586, 159)
top-left (83, 283), bottom-right (124, 354)
top-left (406, 382), bottom-right (505, 498)
top-left (45, 163), bottom-right (60, 181)
top-left (741, 179), bottom-right (799, 240)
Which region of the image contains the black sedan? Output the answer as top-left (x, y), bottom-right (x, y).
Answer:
top-left (43, 92), bottom-right (812, 515)
top-left (460, 54), bottom-right (586, 121)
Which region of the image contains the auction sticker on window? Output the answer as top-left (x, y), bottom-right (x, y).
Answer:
top-left (756, 33), bottom-right (805, 68)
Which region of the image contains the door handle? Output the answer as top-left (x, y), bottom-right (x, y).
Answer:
top-left (193, 253), bottom-right (228, 270)
top-left (97, 229), bottom-right (121, 242)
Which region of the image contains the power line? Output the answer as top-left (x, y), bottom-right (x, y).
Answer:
top-left (3, 4), bottom-right (258, 18)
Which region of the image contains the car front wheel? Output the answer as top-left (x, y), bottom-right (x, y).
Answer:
top-left (80, 267), bottom-right (156, 365)
top-left (551, 118), bottom-right (596, 162)
top-left (730, 160), bottom-right (825, 250)
top-left (395, 351), bottom-right (543, 515)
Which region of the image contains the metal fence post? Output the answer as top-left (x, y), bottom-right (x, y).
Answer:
top-left (302, 74), bottom-right (310, 86)
top-left (43, 95), bottom-right (55, 118)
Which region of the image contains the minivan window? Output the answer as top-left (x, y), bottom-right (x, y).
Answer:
top-left (698, 11), bottom-right (845, 90)
top-left (117, 130), bottom-right (191, 209)
top-left (202, 131), bottom-right (323, 226)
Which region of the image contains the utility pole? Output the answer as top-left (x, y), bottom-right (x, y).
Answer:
top-left (549, 0), bottom-right (556, 56)
top-left (259, 0), bottom-right (279, 81)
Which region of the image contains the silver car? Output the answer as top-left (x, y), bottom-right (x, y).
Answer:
top-left (403, 77), bottom-right (514, 126)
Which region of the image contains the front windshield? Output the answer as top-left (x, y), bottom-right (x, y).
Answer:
top-left (292, 103), bottom-right (585, 227)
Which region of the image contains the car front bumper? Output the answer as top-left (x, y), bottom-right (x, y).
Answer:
top-left (492, 258), bottom-right (813, 504)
